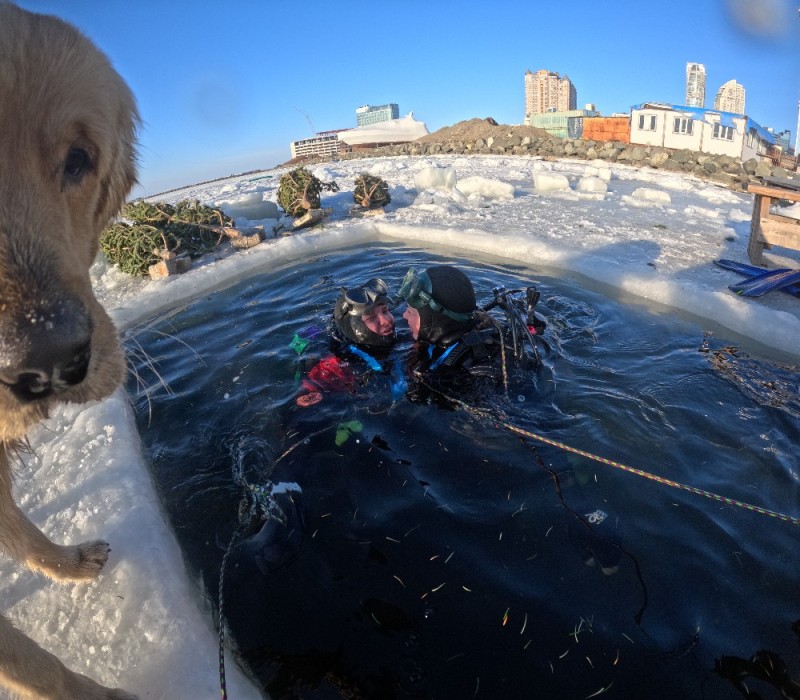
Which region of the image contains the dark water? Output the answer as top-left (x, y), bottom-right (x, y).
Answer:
top-left (126, 243), bottom-right (800, 700)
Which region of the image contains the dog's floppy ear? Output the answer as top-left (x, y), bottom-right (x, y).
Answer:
top-left (99, 77), bottom-right (140, 228)
top-left (79, 37), bottom-right (140, 232)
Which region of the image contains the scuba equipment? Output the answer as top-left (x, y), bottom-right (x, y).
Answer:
top-left (296, 391), bottom-right (323, 407)
top-left (482, 285), bottom-right (549, 367)
top-left (333, 278), bottom-right (396, 348)
top-left (301, 356), bottom-right (357, 393)
top-left (397, 268), bottom-right (474, 323)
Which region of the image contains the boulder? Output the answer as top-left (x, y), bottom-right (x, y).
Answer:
top-left (742, 157), bottom-right (760, 174)
top-left (672, 150), bottom-right (692, 164)
top-left (754, 161), bottom-right (773, 178)
top-left (649, 149), bottom-right (670, 167)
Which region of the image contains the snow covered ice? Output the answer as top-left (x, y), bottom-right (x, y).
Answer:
top-left (623, 186), bottom-right (673, 207)
top-left (413, 164), bottom-right (458, 191)
top-left (3, 153), bottom-right (799, 699)
top-left (215, 189), bottom-right (280, 221)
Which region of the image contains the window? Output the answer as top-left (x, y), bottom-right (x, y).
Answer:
top-left (713, 124), bottom-right (734, 141)
top-left (673, 117), bottom-right (693, 135)
top-left (638, 114), bottom-right (657, 131)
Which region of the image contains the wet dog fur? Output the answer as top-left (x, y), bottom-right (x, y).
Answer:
top-left (0, 3), bottom-right (138, 697)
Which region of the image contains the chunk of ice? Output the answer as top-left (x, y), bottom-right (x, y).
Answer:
top-left (414, 166), bottom-right (457, 191)
top-left (532, 172), bottom-right (570, 193)
top-left (456, 175), bottom-right (515, 200)
top-left (216, 192), bottom-right (279, 220)
top-left (576, 176), bottom-right (608, 194)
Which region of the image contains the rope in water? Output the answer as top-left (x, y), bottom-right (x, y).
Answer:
top-left (501, 420), bottom-right (800, 525)
top-left (217, 428), bottom-right (332, 698)
top-left (451, 394), bottom-right (800, 526)
top-left (218, 525), bottom-right (242, 700)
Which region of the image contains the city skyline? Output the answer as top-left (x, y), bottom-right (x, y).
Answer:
top-left (15, 0), bottom-right (799, 196)
top-left (684, 63), bottom-right (748, 114)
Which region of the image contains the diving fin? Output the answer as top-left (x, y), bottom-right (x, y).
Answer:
top-left (714, 260), bottom-right (800, 297)
top-left (729, 268), bottom-right (800, 297)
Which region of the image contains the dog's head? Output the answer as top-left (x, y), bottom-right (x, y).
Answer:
top-left (0, 4), bottom-right (139, 442)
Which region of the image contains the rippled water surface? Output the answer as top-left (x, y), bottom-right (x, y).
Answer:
top-left (127, 243), bottom-right (799, 700)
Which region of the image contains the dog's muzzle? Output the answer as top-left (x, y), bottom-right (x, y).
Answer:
top-left (0, 297), bottom-right (93, 402)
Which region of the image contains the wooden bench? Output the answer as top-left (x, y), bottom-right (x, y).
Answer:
top-left (746, 182), bottom-right (800, 265)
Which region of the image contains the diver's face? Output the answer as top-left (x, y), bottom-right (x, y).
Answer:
top-left (403, 306), bottom-right (421, 340)
top-left (362, 303), bottom-right (395, 336)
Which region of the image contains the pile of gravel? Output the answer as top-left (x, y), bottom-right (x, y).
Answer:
top-left (416, 117), bottom-right (548, 144)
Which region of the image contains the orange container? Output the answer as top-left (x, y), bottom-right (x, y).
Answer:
top-left (582, 117), bottom-right (630, 144)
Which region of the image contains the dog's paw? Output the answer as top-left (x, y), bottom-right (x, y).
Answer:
top-left (33, 539), bottom-right (111, 581)
top-left (64, 539), bottom-right (111, 580)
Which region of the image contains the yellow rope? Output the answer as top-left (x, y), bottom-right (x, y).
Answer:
top-left (439, 387), bottom-right (800, 527)
top-left (498, 420), bottom-right (800, 525)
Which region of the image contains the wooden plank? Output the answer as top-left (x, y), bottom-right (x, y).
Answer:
top-left (760, 219), bottom-right (800, 249)
top-left (747, 184), bottom-right (800, 202)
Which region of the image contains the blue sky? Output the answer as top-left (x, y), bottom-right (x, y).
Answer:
top-left (16, 0), bottom-right (800, 197)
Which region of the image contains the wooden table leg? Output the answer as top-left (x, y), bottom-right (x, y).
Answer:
top-left (747, 194), bottom-right (766, 265)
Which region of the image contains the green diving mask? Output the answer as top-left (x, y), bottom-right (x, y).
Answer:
top-left (397, 268), bottom-right (473, 323)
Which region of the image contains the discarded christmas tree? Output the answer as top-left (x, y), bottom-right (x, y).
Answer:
top-left (353, 173), bottom-right (390, 209)
top-left (277, 167), bottom-right (339, 217)
top-left (100, 199), bottom-right (233, 276)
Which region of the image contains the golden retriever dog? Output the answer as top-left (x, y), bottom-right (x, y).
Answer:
top-left (0, 3), bottom-right (138, 698)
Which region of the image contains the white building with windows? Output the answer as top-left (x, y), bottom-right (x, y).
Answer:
top-left (289, 131), bottom-right (342, 160)
top-left (629, 103), bottom-right (774, 161)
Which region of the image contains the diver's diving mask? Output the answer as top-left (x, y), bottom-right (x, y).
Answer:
top-left (338, 278), bottom-right (390, 317)
top-left (397, 268), bottom-right (473, 323)
top-left (333, 277), bottom-right (395, 348)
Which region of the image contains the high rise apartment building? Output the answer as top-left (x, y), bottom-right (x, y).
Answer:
top-left (524, 69), bottom-right (576, 118)
top-left (356, 104), bottom-right (399, 127)
top-left (685, 62), bottom-right (706, 107)
top-left (714, 79), bottom-right (746, 114)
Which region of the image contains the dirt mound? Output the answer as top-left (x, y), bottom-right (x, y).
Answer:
top-left (415, 117), bottom-right (549, 144)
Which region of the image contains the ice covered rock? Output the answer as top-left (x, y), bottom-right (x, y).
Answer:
top-left (414, 166), bottom-right (457, 191)
top-left (532, 172), bottom-right (570, 193)
top-left (456, 176), bottom-right (515, 200)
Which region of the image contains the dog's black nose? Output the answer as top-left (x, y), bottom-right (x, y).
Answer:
top-left (0, 300), bottom-right (92, 402)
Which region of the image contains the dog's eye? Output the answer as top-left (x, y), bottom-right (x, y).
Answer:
top-left (63, 148), bottom-right (93, 181)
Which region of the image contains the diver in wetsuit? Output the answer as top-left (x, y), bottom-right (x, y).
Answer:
top-left (398, 264), bottom-right (621, 574)
top-left (398, 264), bottom-right (547, 398)
top-left (296, 277), bottom-right (406, 406)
